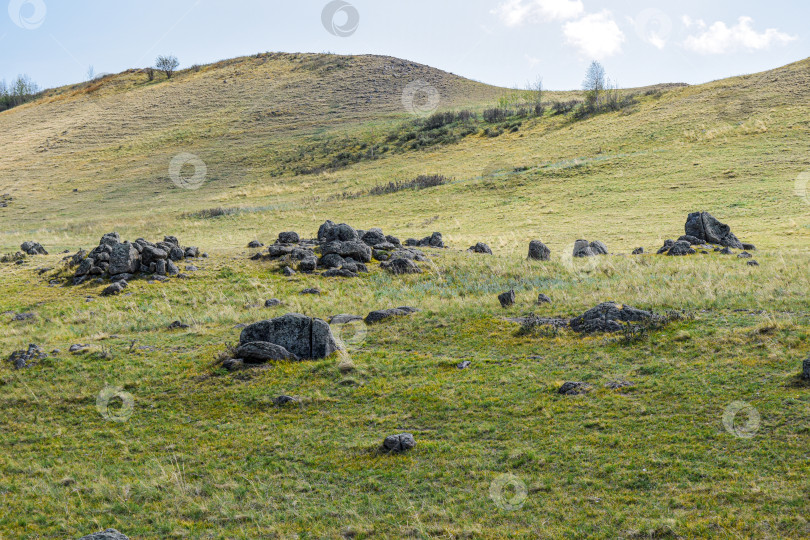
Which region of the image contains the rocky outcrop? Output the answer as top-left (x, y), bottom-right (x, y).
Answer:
top-left (71, 233), bottom-right (198, 285)
top-left (684, 212), bottom-right (746, 249)
top-left (569, 302), bottom-right (655, 334)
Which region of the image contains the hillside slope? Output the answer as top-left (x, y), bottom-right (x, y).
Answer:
top-left (0, 54), bottom-right (808, 251)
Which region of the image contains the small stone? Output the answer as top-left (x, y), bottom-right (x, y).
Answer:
top-left (468, 242), bottom-right (492, 255)
top-left (101, 283), bottom-right (125, 296)
top-left (265, 298), bottom-right (282, 307)
top-left (382, 433), bottom-right (416, 453)
top-left (282, 266), bottom-right (296, 276)
top-left (69, 344), bottom-right (87, 353)
top-left (558, 382), bottom-right (591, 395)
top-left (76, 528), bottom-right (129, 540)
top-left (273, 395), bottom-right (300, 406)
top-left (632, 247), bottom-right (644, 255)
top-left (300, 288), bottom-right (321, 295)
top-left (167, 321), bottom-right (190, 330)
top-left (537, 294), bottom-right (552, 304)
top-left (802, 356), bottom-right (810, 380)
top-left (365, 307), bottom-right (419, 325)
top-left (247, 240), bottom-right (264, 248)
top-left (747, 260), bottom-right (759, 267)
top-left (457, 360), bottom-right (472, 369)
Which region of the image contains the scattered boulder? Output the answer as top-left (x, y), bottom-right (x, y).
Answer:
top-left (738, 252), bottom-right (752, 259)
top-left (803, 356), bottom-right (810, 380)
top-left (632, 247), bottom-right (645, 255)
top-left (558, 382), bottom-right (591, 395)
top-left (300, 288), bottom-right (321, 295)
top-left (528, 240), bottom-right (551, 261)
top-left (498, 290), bottom-right (516, 308)
top-left (239, 313), bottom-right (341, 359)
top-left (265, 298), bottom-right (282, 307)
top-left (69, 344), bottom-right (87, 353)
top-left (747, 260), bottom-right (759, 267)
top-left (236, 341), bottom-right (299, 363)
top-left (569, 302), bottom-right (655, 334)
top-left (365, 307), bottom-right (419, 325)
top-left (573, 239), bottom-right (608, 258)
top-left (381, 433), bottom-right (416, 453)
top-left (278, 231), bottom-right (300, 244)
top-left (247, 240), bottom-right (264, 248)
top-left (468, 242), bottom-right (492, 255)
top-left (457, 360), bottom-right (472, 369)
top-left (76, 529), bottom-right (129, 540)
top-left (8, 344), bottom-right (46, 369)
top-left (662, 240), bottom-right (696, 256)
top-left (405, 232), bottom-right (444, 248)
top-left (282, 266), bottom-right (296, 276)
top-left (684, 212), bottom-right (745, 249)
top-left (21, 241), bottom-right (48, 255)
top-left (100, 282), bottom-right (125, 296)
top-left (537, 294), bottom-right (552, 305)
top-left (381, 258), bottom-right (422, 275)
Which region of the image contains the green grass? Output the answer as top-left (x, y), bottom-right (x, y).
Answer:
top-left (1, 53), bottom-right (810, 538)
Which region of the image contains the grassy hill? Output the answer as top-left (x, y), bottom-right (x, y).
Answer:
top-left (1, 53), bottom-right (809, 538)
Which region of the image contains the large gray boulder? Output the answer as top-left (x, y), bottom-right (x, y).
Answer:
top-left (77, 529), bottom-right (129, 540)
top-left (685, 212), bottom-right (744, 249)
top-left (320, 222), bottom-right (359, 243)
top-left (239, 313), bottom-right (341, 359)
top-left (361, 228), bottom-right (387, 246)
top-left (528, 240), bottom-right (551, 261)
top-left (109, 242), bottom-right (140, 275)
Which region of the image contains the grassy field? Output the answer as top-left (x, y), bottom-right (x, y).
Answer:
top-left (1, 53), bottom-right (809, 539)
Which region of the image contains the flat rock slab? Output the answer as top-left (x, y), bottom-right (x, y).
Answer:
top-left (365, 307), bottom-right (419, 325)
top-left (77, 529), bottom-right (129, 540)
top-left (240, 313), bottom-right (341, 359)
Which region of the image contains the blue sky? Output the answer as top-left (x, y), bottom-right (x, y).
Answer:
top-left (1, 0), bottom-right (806, 91)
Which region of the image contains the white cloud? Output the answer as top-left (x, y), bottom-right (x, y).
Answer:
top-left (524, 53), bottom-right (541, 67)
top-left (681, 15), bottom-right (706, 30)
top-left (493, 0), bottom-right (584, 27)
top-left (684, 16), bottom-right (797, 54)
top-left (563, 10), bottom-right (626, 59)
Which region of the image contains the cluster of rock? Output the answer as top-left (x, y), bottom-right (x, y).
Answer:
top-left (8, 344), bottom-right (47, 369)
top-left (657, 212), bottom-right (755, 256)
top-left (468, 242), bottom-right (492, 255)
top-left (70, 233), bottom-right (200, 287)
top-left (221, 313), bottom-right (342, 370)
top-left (405, 232), bottom-right (445, 248)
top-left (511, 301), bottom-right (663, 335)
top-left (569, 302), bottom-right (658, 334)
top-left (253, 220), bottom-right (436, 277)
